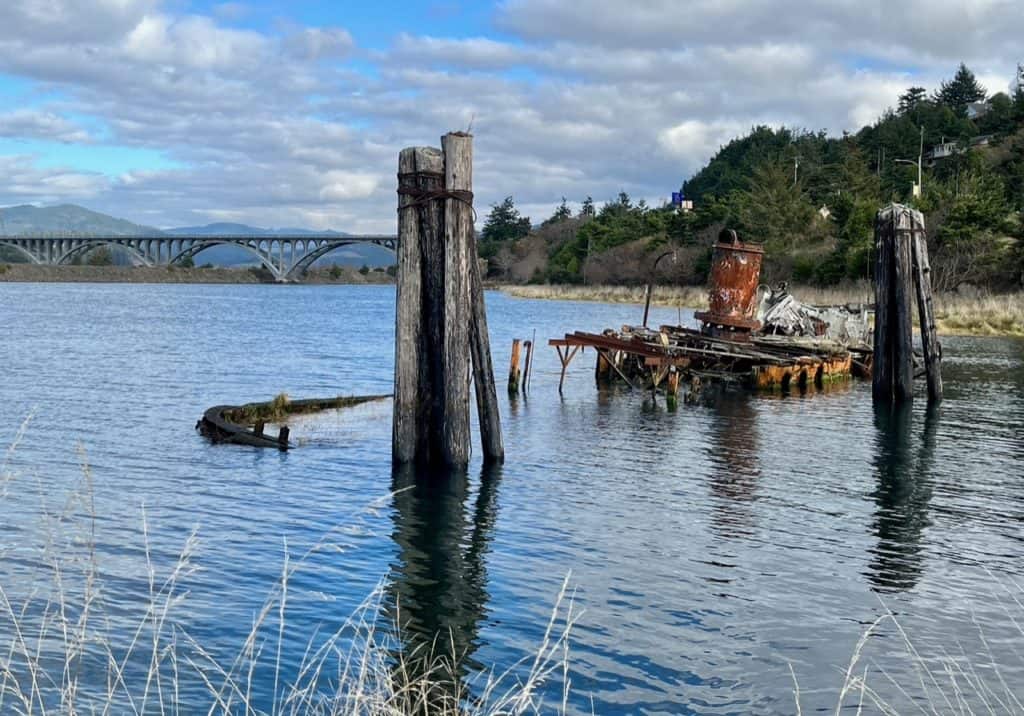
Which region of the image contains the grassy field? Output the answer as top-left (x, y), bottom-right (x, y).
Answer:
top-left (498, 284), bottom-right (1024, 337)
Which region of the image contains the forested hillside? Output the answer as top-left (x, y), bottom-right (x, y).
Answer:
top-left (483, 64), bottom-right (1024, 291)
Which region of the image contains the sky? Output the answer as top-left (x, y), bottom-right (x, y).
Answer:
top-left (0, 0), bottom-right (1020, 232)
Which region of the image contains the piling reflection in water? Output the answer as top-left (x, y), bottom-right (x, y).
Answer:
top-left (705, 392), bottom-right (762, 538)
top-left (386, 462), bottom-right (502, 696)
top-left (868, 403), bottom-right (937, 592)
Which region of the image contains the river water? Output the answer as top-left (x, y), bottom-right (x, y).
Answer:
top-left (1, 282), bottom-right (1022, 714)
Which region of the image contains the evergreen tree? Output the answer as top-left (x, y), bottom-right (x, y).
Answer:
top-left (898, 87), bottom-right (928, 116)
top-left (936, 63), bottom-right (987, 116)
top-left (480, 196), bottom-right (531, 243)
top-left (578, 196), bottom-right (595, 218)
top-left (543, 197), bottom-right (572, 225)
top-left (733, 160), bottom-right (817, 250)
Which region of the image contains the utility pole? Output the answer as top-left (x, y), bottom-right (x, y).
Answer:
top-left (893, 127), bottom-right (924, 199)
top-left (917, 125), bottom-right (924, 196)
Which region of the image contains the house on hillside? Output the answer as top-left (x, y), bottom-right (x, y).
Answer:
top-left (966, 102), bottom-right (990, 120)
top-left (925, 135), bottom-right (994, 164)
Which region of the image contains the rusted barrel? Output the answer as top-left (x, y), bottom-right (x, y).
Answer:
top-left (694, 229), bottom-right (764, 338)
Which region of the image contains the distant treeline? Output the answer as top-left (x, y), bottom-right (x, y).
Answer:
top-left (481, 63), bottom-right (1024, 291)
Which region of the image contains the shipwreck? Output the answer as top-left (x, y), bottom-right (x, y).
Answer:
top-left (549, 229), bottom-right (873, 398)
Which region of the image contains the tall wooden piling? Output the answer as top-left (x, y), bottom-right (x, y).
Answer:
top-left (393, 132), bottom-right (503, 467)
top-left (911, 230), bottom-right (943, 401)
top-left (521, 340), bottom-right (534, 395)
top-left (508, 339), bottom-right (522, 395)
top-left (464, 160), bottom-right (504, 462)
top-left (892, 221), bottom-right (915, 402)
top-left (873, 203), bottom-right (942, 404)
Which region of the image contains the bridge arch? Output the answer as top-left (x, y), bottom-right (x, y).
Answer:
top-left (169, 240), bottom-right (284, 281)
top-left (284, 239), bottom-right (396, 281)
top-left (0, 241), bottom-right (43, 264)
top-left (56, 240), bottom-right (153, 267)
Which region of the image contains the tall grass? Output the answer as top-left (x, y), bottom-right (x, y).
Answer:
top-left (795, 578), bottom-right (1024, 715)
top-left (4, 437), bottom-right (1023, 714)
top-left (499, 284), bottom-right (1024, 336)
top-left (0, 450), bottom-right (578, 715)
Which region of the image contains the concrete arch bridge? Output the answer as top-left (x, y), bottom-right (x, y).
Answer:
top-left (0, 234), bottom-right (397, 282)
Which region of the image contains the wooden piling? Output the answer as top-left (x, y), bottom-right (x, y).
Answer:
top-left (393, 146), bottom-right (443, 464)
top-left (873, 204), bottom-right (932, 404)
top-left (893, 224), bottom-right (915, 402)
top-left (595, 350), bottom-right (612, 385)
top-left (440, 132), bottom-right (474, 466)
top-left (393, 133), bottom-right (501, 467)
top-left (911, 229), bottom-right (943, 402)
top-left (467, 199), bottom-right (504, 463)
top-left (872, 211), bottom-right (894, 402)
top-left (522, 340), bottom-right (534, 395)
top-left (642, 283), bottom-right (653, 327)
top-left (508, 339), bottom-right (522, 395)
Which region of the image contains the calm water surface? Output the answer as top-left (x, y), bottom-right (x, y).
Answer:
top-left (1, 283), bottom-right (1023, 714)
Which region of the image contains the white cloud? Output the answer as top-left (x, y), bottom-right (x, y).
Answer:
top-left (0, 156), bottom-right (109, 201)
top-left (659, 120), bottom-right (750, 165)
top-left (0, 110), bottom-right (93, 144)
top-left (284, 27), bottom-right (355, 60)
top-left (0, 0), bottom-right (1018, 231)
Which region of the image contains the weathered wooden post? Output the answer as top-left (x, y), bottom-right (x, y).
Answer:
top-left (508, 339), bottom-right (522, 395)
top-left (521, 340), bottom-right (534, 395)
top-left (873, 204), bottom-right (941, 404)
top-left (911, 228), bottom-right (943, 402)
top-left (458, 135), bottom-right (504, 463)
top-left (393, 133), bottom-right (503, 467)
top-left (641, 283), bottom-right (653, 328)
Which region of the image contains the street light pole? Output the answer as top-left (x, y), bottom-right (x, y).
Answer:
top-left (894, 126), bottom-right (925, 199)
top-left (917, 125), bottom-right (923, 193)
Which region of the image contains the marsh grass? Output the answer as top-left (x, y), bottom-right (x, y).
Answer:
top-left (499, 284), bottom-right (1024, 336)
top-left (796, 577), bottom-right (1024, 715)
top-left (933, 293), bottom-right (1024, 337)
top-left (0, 450), bottom-right (578, 715)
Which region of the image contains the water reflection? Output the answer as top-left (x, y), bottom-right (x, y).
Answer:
top-left (706, 392), bottom-right (761, 538)
top-left (387, 463), bottom-right (501, 698)
top-left (867, 404), bottom-right (937, 592)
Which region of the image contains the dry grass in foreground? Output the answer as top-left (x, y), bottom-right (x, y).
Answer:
top-left (3, 437), bottom-right (1024, 714)
top-left (0, 446), bottom-right (578, 715)
top-left (499, 284), bottom-right (1024, 337)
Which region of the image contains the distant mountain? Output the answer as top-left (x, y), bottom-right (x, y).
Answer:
top-left (0, 204), bottom-right (162, 236)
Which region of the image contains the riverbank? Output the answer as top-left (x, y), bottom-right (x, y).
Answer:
top-left (497, 283), bottom-right (1024, 337)
top-left (0, 263), bottom-right (394, 284)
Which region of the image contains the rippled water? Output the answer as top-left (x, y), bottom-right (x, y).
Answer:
top-left (1, 282), bottom-right (1023, 714)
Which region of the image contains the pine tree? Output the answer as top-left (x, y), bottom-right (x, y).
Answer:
top-left (578, 197), bottom-right (595, 218)
top-left (544, 197), bottom-right (572, 225)
top-left (936, 63), bottom-right (987, 117)
top-left (480, 196), bottom-right (531, 243)
top-left (898, 87), bottom-right (928, 116)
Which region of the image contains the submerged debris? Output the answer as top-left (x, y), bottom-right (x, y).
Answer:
top-left (198, 394), bottom-right (391, 450)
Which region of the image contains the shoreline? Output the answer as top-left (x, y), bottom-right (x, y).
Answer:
top-left (0, 263), bottom-right (393, 285)
top-left (1, 265), bottom-right (1019, 337)
top-left (495, 283), bottom-right (1024, 338)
